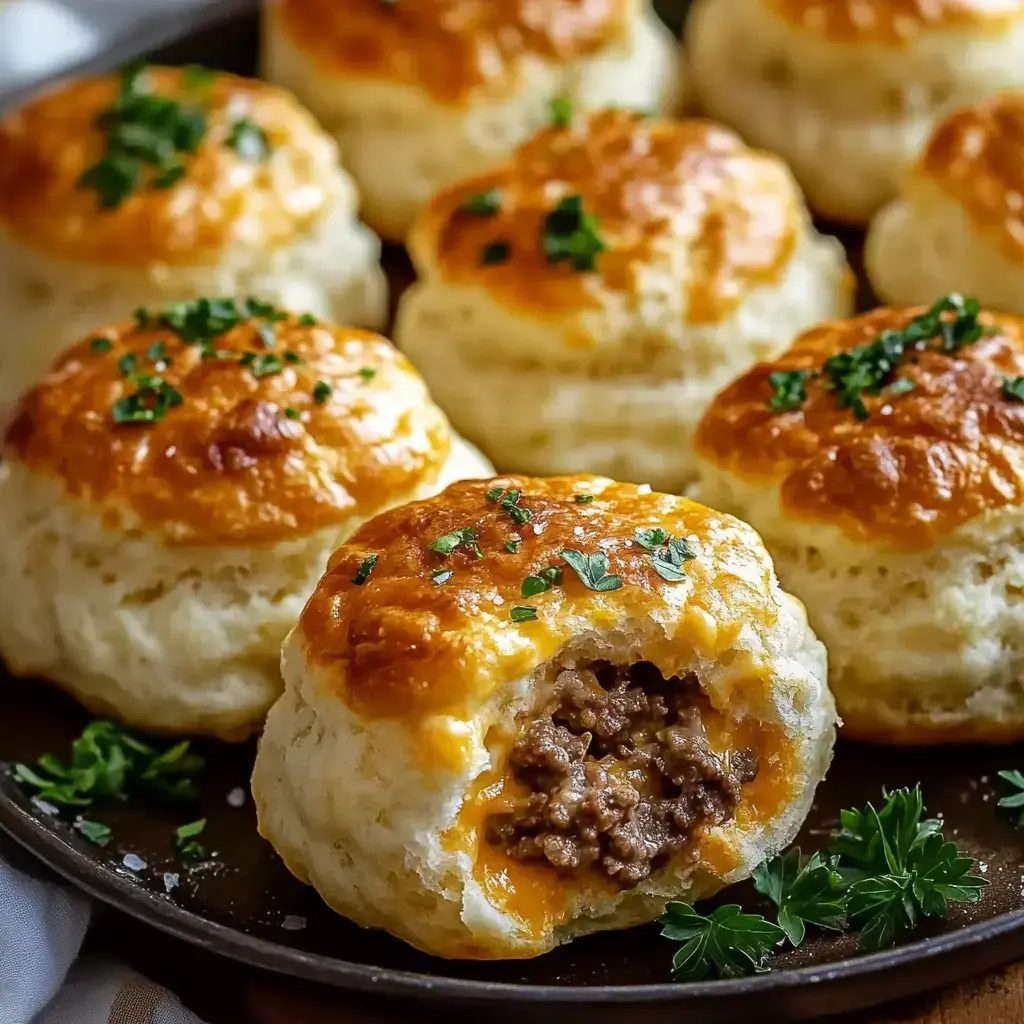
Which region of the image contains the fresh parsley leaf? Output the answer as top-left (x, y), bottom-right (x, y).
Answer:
top-left (117, 353), bottom-right (137, 377)
top-left (461, 190), bottom-right (502, 216)
top-left (245, 353), bottom-right (284, 378)
top-left (634, 527), bottom-right (669, 551)
top-left (659, 903), bottom-right (784, 981)
top-left (284, 407), bottom-right (301, 420)
top-left (573, 494), bottom-right (594, 503)
top-left (561, 549), bottom-right (623, 592)
top-left (498, 489), bottom-right (533, 526)
top-left (181, 64), bottom-right (217, 91)
top-left (358, 367), bottom-right (376, 383)
top-left (752, 849), bottom-right (846, 947)
top-left (1003, 377), bottom-right (1024, 402)
top-left (485, 487), bottom-right (504, 502)
top-left (504, 538), bottom-right (520, 553)
top-left (175, 818), bottom-right (207, 862)
top-left (768, 370), bottom-right (810, 412)
top-left (887, 377), bottom-right (915, 397)
top-left (831, 786), bottom-right (987, 950)
top-left (256, 322), bottom-right (276, 349)
top-left (997, 769), bottom-right (1024, 826)
top-left (112, 376), bottom-right (183, 424)
top-left (549, 96), bottom-right (574, 128)
top-left (481, 241), bottom-right (511, 266)
top-left (226, 118), bottom-right (271, 161)
top-left (90, 337), bottom-right (113, 353)
top-left (74, 818), bottom-right (112, 847)
top-left (429, 527), bottom-right (482, 558)
top-left (652, 537), bottom-right (696, 583)
top-left (542, 194), bottom-right (605, 272)
top-left (521, 566), bottom-right (563, 598)
top-left (146, 339), bottom-right (170, 370)
top-left (313, 380), bottom-right (332, 404)
top-left (352, 554), bottom-right (379, 585)
top-left (510, 606), bottom-right (538, 623)
top-left (298, 313), bottom-right (317, 326)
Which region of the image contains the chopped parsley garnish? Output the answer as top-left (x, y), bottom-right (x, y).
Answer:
top-left (887, 377), bottom-right (916, 397)
top-left (284, 350), bottom-right (302, 364)
top-left (461, 190), bottom-right (502, 217)
top-left (352, 554), bottom-right (379, 585)
top-left (485, 486), bottom-right (504, 502)
top-left (573, 493), bottom-right (595, 503)
top-left (560, 549), bottom-right (623, 592)
top-left (510, 606), bottom-right (538, 623)
top-left (493, 488), bottom-right (532, 526)
top-left (74, 819), bottom-right (112, 847)
top-left (429, 527), bottom-right (483, 558)
top-left (256, 322), bottom-right (277, 349)
top-left (432, 569), bottom-right (454, 585)
top-left (78, 62), bottom-right (208, 208)
top-left (1003, 377), bottom-right (1024, 402)
top-left (298, 313), bottom-right (317, 326)
top-left (181, 64), bottom-right (217, 91)
top-left (767, 295), bottom-right (983, 420)
top-left (358, 367), bottom-right (376, 383)
top-left (542, 194), bottom-right (605, 272)
top-left (549, 96), bottom-right (574, 128)
top-left (504, 538), bottom-right (521, 553)
top-left (998, 770), bottom-right (1024, 827)
top-left (146, 339), bottom-right (170, 370)
top-left (768, 370), bottom-right (810, 413)
top-left (660, 785), bottom-right (987, 978)
top-left (90, 337), bottom-right (113, 353)
top-left (243, 353), bottom-right (284, 378)
top-left (284, 407), bottom-right (301, 420)
top-left (521, 565), bottom-right (563, 598)
top-left (175, 818), bottom-right (207, 862)
top-left (117, 353), bottom-right (137, 377)
top-left (226, 118), bottom-right (271, 161)
top-left (634, 528), bottom-right (695, 582)
top-left (13, 720), bottom-right (204, 808)
top-left (752, 849), bottom-right (846, 947)
top-left (481, 241), bottom-right (511, 266)
top-left (112, 375), bottom-right (183, 424)
top-left (660, 904), bottom-right (784, 981)
top-left (313, 380), bottom-right (333, 404)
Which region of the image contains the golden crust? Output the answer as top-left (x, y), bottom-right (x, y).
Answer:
top-left (269, 0), bottom-right (633, 104)
top-left (411, 111), bottom-right (799, 322)
top-left (764, 0), bottom-right (1024, 42)
top-left (0, 67), bottom-right (340, 266)
top-left (694, 305), bottom-right (1024, 548)
top-left (298, 475), bottom-right (781, 720)
top-left (918, 93), bottom-right (1024, 263)
top-left (4, 316), bottom-right (452, 546)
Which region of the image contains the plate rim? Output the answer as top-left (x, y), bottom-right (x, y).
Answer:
top-left (3, 781), bottom-right (1024, 1008)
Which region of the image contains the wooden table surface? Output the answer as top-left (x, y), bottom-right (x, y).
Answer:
top-left (87, 909), bottom-right (1024, 1024)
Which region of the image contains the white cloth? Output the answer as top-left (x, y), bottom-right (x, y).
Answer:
top-left (0, 856), bottom-right (208, 1023)
top-left (0, 0), bottom-right (221, 99)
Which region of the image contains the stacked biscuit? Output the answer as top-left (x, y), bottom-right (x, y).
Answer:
top-left (6, 0), bottom-right (1024, 966)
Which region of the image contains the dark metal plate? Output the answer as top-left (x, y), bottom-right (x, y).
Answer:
top-left (3, 4), bottom-right (1024, 1021)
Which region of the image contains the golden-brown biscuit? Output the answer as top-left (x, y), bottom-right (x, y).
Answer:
top-left (252, 474), bottom-right (835, 958)
top-left (0, 300), bottom-right (492, 740)
top-left (687, 0), bottom-right (1024, 224)
top-left (867, 92), bottom-right (1024, 312)
top-left (694, 298), bottom-right (1024, 743)
top-left (0, 65), bottom-right (386, 412)
top-left (395, 111), bottom-right (852, 493)
top-left (262, 0), bottom-right (682, 240)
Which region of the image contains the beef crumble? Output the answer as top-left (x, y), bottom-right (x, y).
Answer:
top-left (485, 661), bottom-right (758, 887)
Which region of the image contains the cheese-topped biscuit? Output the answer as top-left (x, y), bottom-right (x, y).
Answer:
top-left (867, 92), bottom-right (1024, 313)
top-left (687, 0), bottom-right (1024, 224)
top-left (262, 0), bottom-right (681, 239)
top-left (395, 110), bottom-right (851, 492)
top-left (252, 475), bottom-right (834, 958)
top-left (0, 65), bottom-right (386, 412)
top-left (695, 297), bottom-right (1024, 742)
top-left (0, 300), bottom-right (491, 739)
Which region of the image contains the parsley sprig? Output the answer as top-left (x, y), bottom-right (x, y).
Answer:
top-left (767, 295), bottom-right (982, 421)
top-left (542, 195), bottom-right (605, 272)
top-left (634, 528), bottom-right (695, 583)
top-left (13, 721), bottom-right (204, 808)
top-left (998, 769), bottom-right (1024, 826)
top-left (660, 904), bottom-right (784, 981)
top-left (660, 787), bottom-right (987, 980)
top-left (560, 549), bottom-right (623, 592)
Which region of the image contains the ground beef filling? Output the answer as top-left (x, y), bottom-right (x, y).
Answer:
top-left (485, 661), bottom-right (758, 888)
